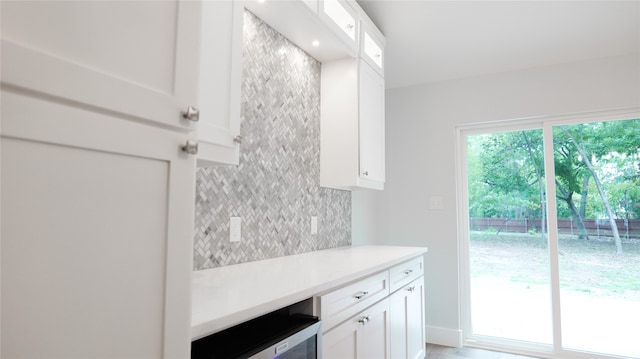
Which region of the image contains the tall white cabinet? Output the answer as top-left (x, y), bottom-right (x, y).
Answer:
top-left (1, 1), bottom-right (202, 357)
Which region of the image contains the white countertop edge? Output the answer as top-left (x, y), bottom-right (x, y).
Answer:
top-left (191, 245), bottom-right (428, 340)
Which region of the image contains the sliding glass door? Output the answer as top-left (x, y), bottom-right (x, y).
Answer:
top-left (553, 121), bottom-right (640, 358)
top-left (460, 113), bottom-right (640, 358)
top-left (465, 129), bottom-right (553, 347)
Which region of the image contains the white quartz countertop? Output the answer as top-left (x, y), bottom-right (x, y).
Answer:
top-left (191, 245), bottom-right (428, 340)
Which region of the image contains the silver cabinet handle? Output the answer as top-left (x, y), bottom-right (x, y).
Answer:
top-left (346, 23), bottom-right (354, 30)
top-left (404, 269), bottom-right (413, 275)
top-left (358, 315), bottom-right (371, 325)
top-left (362, 171), bottom-right (369, 176)
top-left (354, 291), bottom-right (369, 300)
top-left (181, 106), bottom-right (200, 121)
top-left (233, 135), bottom-right (243, 144)
top-left (407, 286), bottom-right (416, 293)
top-left (180, 140), bottom-right (198, 155)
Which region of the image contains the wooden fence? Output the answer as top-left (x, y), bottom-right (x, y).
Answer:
top-left (469, 218), bottom-right (640, 238)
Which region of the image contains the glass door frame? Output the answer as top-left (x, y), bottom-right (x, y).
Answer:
top-left (456, 107), bottom-right (640, 359)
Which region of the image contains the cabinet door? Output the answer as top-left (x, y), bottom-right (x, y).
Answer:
top-left (1, 90), bottom-right (195, 358)
top-left (0, 0), bottom-right (201, 131)
top-left (197, 0), bottom-right (243, 166)
top-left (390, 278), bottom-right (426, 359)
top-left (359, 60), bottom-right (385, 185)
top-left (323, 298), bottom-right (390, 359)
top-left (319, 0), bottom-right (358, 54)
top-left (360, 15), bottom-right (385, 77)
top-left (323, 314), bottom-right (359, 359)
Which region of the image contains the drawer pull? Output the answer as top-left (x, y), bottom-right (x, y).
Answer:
top-left (354, 291), bottom-right (369, 300)
top-left (407, 286), bottom-right (416, 293)
top-left (358, 315), bottom-right (371, 325)
top-left (404, 269), bottom-right (413, 275)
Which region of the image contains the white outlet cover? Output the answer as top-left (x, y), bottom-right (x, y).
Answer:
top-left (230, 217), bottom-right (241, 242)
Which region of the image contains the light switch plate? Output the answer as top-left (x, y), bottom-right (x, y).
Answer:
top-left (311, 216), bottom-right (318, 235)
top-left (429, 196), bottom-right (444, 210)
top-left (230, 217), bottom-right (241, 242)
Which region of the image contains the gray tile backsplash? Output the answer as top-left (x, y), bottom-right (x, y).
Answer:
top-left (193, 10), bottom-right (351, 270)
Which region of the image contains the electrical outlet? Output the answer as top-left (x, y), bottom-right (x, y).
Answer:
top-left (311, 216), bottom-right (318, 235)
top-left (230, 217), bottom-right (241, 242)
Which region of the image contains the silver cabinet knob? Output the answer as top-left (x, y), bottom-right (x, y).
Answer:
top-left (358, 315), bottom-right (371, 325)
top-left (181, 106), bottom-right (199, 122)
top-left (180, 140), bottom-right (198, 155)
top-left (233, 135), bottom-right (243, 144)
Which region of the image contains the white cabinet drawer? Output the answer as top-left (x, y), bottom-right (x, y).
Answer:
top-left (389, 256), bottom-right (424, 293)
top-left (318, 270), bottom-right (389, 332)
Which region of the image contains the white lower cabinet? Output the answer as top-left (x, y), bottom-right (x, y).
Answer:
top-left (390, 278), bottom-right (426, 359)
top-left (322, 298), bottom-right (391, 359)
top-left (317, 256), bottom-right (425, 359)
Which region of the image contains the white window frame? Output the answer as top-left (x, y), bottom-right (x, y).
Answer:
top-left (455, 107), bottom-right (640, 359)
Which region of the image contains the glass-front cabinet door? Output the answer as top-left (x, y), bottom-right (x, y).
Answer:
top-left (319, 0), bottom-right (358, 52)
top-left (360, 14), bottom-right (384, 76)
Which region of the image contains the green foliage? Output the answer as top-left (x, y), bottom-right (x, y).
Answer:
top-left (467, 118), bottom-right (640, 222)
top-left (467, 130), bottom-right (545, 219)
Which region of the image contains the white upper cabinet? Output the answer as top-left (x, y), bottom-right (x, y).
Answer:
top-left (319, 0), bottom-right (359, 53)
top-left (196, 0), bottom-right (244, 166)
top-left (242, 0), bottom-right (386, 190)
top-left (0, 0), bottom-right (201, 131)
top-left (320, 58), bottom-right (385, 191)
top-left (358, 59), bottom-right (386, 186)
top-left (245, 0), bottom-right (357, 62)
top-left (359, 11), bottom-right (385, 76)
top-left (302, 0), bottom-right (319, 13)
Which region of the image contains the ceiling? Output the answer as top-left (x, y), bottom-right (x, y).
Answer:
top-left (356, 0), bottom-right (640, 89)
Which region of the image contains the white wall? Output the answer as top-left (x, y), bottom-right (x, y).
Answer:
top-left (351, 53), bottom-right (640, 346)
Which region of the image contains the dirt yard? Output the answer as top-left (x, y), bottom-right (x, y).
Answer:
top-left (469, 231), bottom-right (640, 301)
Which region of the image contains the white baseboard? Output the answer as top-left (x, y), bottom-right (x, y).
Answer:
top-left (425, 325), bottom-right (463, 348)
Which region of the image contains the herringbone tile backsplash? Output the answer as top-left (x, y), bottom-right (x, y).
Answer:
top-left (193, 10), bottom-right (351, 270)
